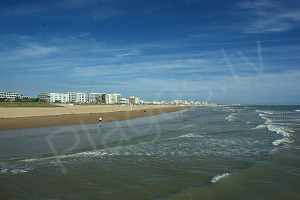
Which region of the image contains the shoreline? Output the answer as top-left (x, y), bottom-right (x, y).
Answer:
top-left (0, 106), bottom-right (189, 131)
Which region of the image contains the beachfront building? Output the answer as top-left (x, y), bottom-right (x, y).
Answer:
top-left (173, 100), bottom-right (190, 105)
top-left (153, 101), bottom-right (165, 105)
top-left (68, 92), bottom-right (87, 104)
top-left (38, 92), bottom-right (69, 103)
top-left (50, 93), bottom-right (69, 103)
top-left (88, 93), bottom-right (105, 104)
top-left (120, 98), bottom-right (129, 104)
top-left (106, 94), bottom-right (121, 104)
top-left (129, 96), bottom-right (140, 105)
top-left (38, 92), bottom-right (51, 102)
top-left (0, 92), bottom-right (32, 101)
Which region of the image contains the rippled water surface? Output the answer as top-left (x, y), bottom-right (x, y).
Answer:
top-left (0, 106), bottom-right (299, 199)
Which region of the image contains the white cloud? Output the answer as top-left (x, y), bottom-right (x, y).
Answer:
top-left (0, 43), bottom-right (61, 60)
top-left (238, 0), bottom-right (300, 33)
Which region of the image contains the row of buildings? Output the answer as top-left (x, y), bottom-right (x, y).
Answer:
top-left (38, 92), bottom-right (142, 105)
top-left (37, 92), bottom-right (204, 105)
top-left (0, 91), bottom-right (209, 105)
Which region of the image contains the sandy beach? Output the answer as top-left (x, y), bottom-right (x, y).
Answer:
top-left (0, 105), bottom-right (189, 130)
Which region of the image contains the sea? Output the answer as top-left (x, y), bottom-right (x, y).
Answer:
top-left (0, 105), bottom-right (299, 199)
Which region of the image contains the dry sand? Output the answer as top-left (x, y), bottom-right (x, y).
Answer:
top-left (0, 105), bottom-right (189, 130)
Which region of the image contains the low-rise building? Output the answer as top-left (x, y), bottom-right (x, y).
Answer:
top-left (0, 92), bottom-right (31, 101)
top-left (120, 98), bottom-right (129, 104)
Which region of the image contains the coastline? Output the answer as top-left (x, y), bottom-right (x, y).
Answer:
top-left (0, 105), bottom-right (189, 131)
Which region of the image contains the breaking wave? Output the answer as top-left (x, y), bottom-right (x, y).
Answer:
top-left (252, 124), bottom-right (267, 129)
top-left (256, 110), bottom-right (294, 146)
top-left (255, 110), bottom-right (274, 115)
top-left (211, 173), bottom-right (230, 183)
top-left (225, 113), bottom-right (238, 121)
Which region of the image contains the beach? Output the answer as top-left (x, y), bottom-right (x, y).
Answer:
top-left (0, 105), bottom-right (189, 130)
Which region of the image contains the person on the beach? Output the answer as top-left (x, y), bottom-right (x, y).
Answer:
top-left (99, 117), bottom-right (102, 128)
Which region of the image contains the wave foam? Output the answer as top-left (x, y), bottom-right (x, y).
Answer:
top-left (295, 110), bottom-right (300, 112)
top-left (267, 124), bottom-right (294, 146)
top-left (253, 124), bottom-right (267, 129)
top-left (272, 138), bottom-right (292, 146)
top-left (211, 173), bottom-right (230, 183)
top-left (0, 167), bottom-right (32, 175)
top-left (255, 110), bottom-right (274, 115)
top-left (225, 113), bottom-right (237, 121)
top-left (257, 110), bottom-right (294, 146)
top-left (179, 133), bottom-right (203, 138)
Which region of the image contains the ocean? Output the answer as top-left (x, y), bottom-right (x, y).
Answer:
top-left (0, 105), bottom-right (299, 199)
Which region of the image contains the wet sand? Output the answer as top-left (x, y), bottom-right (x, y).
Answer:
top-left (0, 106), bottom-right (188, 130)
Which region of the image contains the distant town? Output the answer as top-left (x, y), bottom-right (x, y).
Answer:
top-left (0, 92), bottom-right (212, 106)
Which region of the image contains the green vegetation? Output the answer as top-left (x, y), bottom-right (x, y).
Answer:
top-left (0, 102), bottom-right (63, 108)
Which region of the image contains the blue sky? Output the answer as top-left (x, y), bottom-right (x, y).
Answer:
top-left (0, 0), bottom-right (299, 104)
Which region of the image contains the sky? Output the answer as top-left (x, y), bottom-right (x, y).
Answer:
top-left (0, 0), bottom-right (299, 104)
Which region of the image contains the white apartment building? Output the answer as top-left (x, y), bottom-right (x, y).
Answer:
top-left (68, 92), bottom-right (87, 104)
top-left (38, 92), bottom-right (69, 103)
top-left (106, 94), bottom-right (121, 104)
top-left (129, 96), bottom-right (140, 105)
top-left (174, 100), bottom-right (188, 105)
top-left (50, 93), bottom-right (69, 103)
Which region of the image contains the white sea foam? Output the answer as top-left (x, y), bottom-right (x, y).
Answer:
top-left (246, 122), bottom-right (251, 124)
top-left (211, 173), bottom-right (230, 183)
top-left (267, 124), bottom-right (294, 146)
top-left (0, 168), bottom-right (8, 174)
top-left (257, 110), bottom-right (294, 146)
top-left (252, 124), bottom-right (267, 129)
top-left (267, 124), bottom-right (292, 137)
top-left (255, 110), bottom-right (274, 115)
top-left (295, 110), bottom-right (300, 112)
top-left (0, 167), bottom-right (32, 174)
top-left (179, 133), bottom-right (203, 138)
top-left (181, 124), bottom-right (196, 129)
top-left (258, 114), bottom-right (273, 124)
top-left (225, 113), bottom-right (237, 121)
top-left (272, 138), bottom-right (292, 146)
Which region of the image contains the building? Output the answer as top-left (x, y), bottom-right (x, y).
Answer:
top-left (50, 93), bottom-right (69, 103)
top-left (129, 96), bottom-right (140, 105)
top-left (0, 92), bottom-right (31, 101)
top-left (120, 98), bottom-right (129, 104)
top-left (68, 92), bottom-right (87, 104)
top-left (106, 94), bottom-right (121, 104)
top-left (38, 92), bottom-right (51, 102)
top-left (38, 92), bottom-right (69, 103)
top-left (174, 100), bottom-right (188, 105)
top-left (153, 101), bottom-right (165, 105)
top-left (88, 93), bottom-right (105, 104)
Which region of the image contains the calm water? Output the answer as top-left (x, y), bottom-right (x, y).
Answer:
top-left (0, 106), bottom-right (300, 199)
